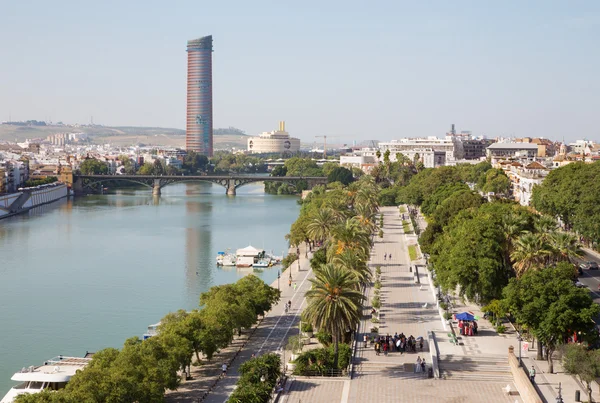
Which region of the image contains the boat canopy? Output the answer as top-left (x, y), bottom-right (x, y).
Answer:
top-left (236, 245), bottom-right (264, 256)
top-left (217, 251), bottom-right (225, 255)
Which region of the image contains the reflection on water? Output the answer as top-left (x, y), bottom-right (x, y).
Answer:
top-left (0, 182), bottom-right (298, 396)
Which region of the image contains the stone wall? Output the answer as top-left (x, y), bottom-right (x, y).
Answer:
top-left (508, 346), bottom-right (543, 403)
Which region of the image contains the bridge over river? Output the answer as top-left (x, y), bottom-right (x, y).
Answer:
top-left (72, 174), bottom-right (327, 195)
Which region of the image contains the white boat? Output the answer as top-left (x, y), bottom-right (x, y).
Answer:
top-left (1, 356), bottom-right (92, 403)
top-left (216, 250), bottom-right (236, 266)
top-left (253, 258), bottom-right (272, 268)
top-left (143, 322), bottom-right (161, 340)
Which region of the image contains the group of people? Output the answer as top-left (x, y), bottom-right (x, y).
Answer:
top-left (458, 320), bottom-right (478, 336)
top-left (383, 253), bottom-right (393, 261)
top-left (366, 333), bottom-right (424, 355)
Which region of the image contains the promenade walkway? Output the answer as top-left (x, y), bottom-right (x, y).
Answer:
top-left (347, 206), bottom-right (521, 403)
top-left (165, 243), bottom-right (314, 403)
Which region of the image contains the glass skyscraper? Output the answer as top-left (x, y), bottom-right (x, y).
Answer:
top-left (186, 35), bottom-right (213, 156)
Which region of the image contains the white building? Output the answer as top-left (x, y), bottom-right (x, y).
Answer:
top-left (486, 142), bottom-right (538, 162)
top-left (378, 136), bottom-right (460, 166)
top-left (506, 161), bottom-right (549, 206)
top-left (247, 122), bottom-right (300, 154)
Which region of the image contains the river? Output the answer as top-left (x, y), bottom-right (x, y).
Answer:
top-left (0, 182), bottom-right (299, 397)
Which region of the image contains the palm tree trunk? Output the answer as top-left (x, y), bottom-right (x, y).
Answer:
top-left (547, 348), bottom-right (554, 373)
top-left (333, 335), bottom-right (339, 371)
top-left (537, 340), bottom-right (543, 361)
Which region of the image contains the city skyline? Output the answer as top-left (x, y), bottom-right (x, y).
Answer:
top-left (1, 1), bottom-right (599, 143)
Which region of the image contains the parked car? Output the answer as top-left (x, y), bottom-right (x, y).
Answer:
top-left (574, 280), bottom-right (586, 288)
top-left (580, 261), bottom-right (599, 270)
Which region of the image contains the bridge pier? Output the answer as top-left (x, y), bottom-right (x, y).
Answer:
top-left (226, 180), bottom-right (236, 196)
top-left (72, 177), bottom-right (84, 196)
top-left (153, 179), bottom-right (162, 196)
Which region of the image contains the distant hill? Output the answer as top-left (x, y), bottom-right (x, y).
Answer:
top-left (0, 124), bottom-right (249, 149)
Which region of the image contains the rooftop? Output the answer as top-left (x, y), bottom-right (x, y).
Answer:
top-left (487, 142), bottom-right (539, 150)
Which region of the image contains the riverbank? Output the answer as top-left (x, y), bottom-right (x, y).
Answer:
top-left (165, 242), bottom-right (313, 402)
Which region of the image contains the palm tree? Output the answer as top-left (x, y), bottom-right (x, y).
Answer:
top-left (534, 216), bottom-right (558, 237)
top-left (333, 250), bottom-right (371, 286)
top-left (306, 208), bottom-right (338, 245)
top-left (353, 203), bottom-right (377, 235)
top-left (510, 233), bottom-right (552, 277)
top-left (548, 232), bottom-right (583, 264)
top-left (501, 213), bottom-right (529, 268)
top-left (304, 264), bottom-right (364, 369)
top-left (328, 218), bottom-right (371, 261)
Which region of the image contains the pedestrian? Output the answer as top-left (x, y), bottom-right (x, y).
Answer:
top-left (293, 282), bottom-right (297, 291)
top-left (530, 366), bottom-right (536, 383)
top-left (288, 300), bottom-right (292, 309)
top-left (383, 341), bottom-right (388, 356)
top-left (288, 279), bottom-right (292, 287)
top-left (389, 253), bottom-right (392, 260)
top-left (419, 339), bottom-right (424, 351)
top-left (363, 334), bottom-right (368, 349)
top-left (221, 363), bottom-right (228, 376)
top-left (384, 253), bottom-right (387, 261)
top-left (415, 356), bottom-right (422, 373)
top-left (375, 341), bottom-right (380, 356)
top-left (421, 358), bottom-right (426, 374)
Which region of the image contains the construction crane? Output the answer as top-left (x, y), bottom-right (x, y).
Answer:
top-left (314, 135), bottom-right (339, 159)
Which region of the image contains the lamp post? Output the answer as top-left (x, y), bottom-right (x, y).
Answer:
top-left (556, 382), bottom-right (564, 403)
top-left (277, 270), bottom-right (280, 291)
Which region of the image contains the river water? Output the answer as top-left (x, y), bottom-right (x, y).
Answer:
top-left (0, 182), bottom-right (298, 396)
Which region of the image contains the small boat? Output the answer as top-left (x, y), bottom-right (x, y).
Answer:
top-left (143, 322), bottom-right (161, 340)
top-left (253, 258), bottom-right (272, 268)
top-left (216, 250), bottom-right (236, 266)
top-left (1, 355), bottom-right (92, 403)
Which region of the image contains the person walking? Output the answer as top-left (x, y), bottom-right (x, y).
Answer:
top-left (363, 334), bottom-right (368, 349)
top-left (221, 363), bottom-right (228, 377)
top-left (421, 358), bottom-right (426, 374)
top-left (384, 253), bottom-right (387, 261)
top-left (415, 356), bottom-right (422, 373)
top-left (389, 253), bottom-right (392, 260)
top-left (293, 282), bottom-right (297, 291)
top-left (288, 279), bottom-right (292, 287)
top-left (530, 366), bottom-right (536, 383)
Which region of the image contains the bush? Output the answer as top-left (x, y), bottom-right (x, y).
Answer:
top-left (374, 281), bottom-right (382, 289)
top-left (301, 322), bottom-right (313, 333)
top-left (293, 344), bottom-right (352, 375)
top-left (439, 302), bottom-right (448, 311)
top-left (229, 353), bottom-right (281, 403)
top-left (378, 229), bottom-right (384, 238)
top-left (375, 266), bottom-right (381, 275)
top-left (315, 331), bottom-right (333, 347)
top-left (372, 296), bottom-right (381, 309)
top-left (495, 324), bottom-right (506, 334)
top-left (370, 326), bottom-right (379, 333)
top-left (443, 312), bottom-right (452, 320)
top-left (310, 248), bottom-right (327, 271)
top-left (371, 317), bottom-right (379, 323)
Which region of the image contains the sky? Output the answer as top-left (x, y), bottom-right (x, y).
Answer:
top-left (1, 1), bottom-right (599, 143)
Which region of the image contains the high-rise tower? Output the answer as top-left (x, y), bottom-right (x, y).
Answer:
top-left (186, 35), bottom-right (213, 156)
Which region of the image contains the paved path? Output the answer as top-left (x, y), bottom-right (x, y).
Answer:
top-left (166, 243), bottom-right (314, 403)
top-left (347, 206), bottom-right (522, 403)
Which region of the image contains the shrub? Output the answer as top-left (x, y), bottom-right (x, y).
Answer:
top-left (375, 266), bottom-right (381, 275)
top-left (371, 317), bottom-right (379, 324)
top-left (443, 312), bottom-right (452, 320)
top-left (374, 281), bottom-right (382, 289)
top-left (439, 302), bottom-right (448, 311)
top-left (315, 331), bottom-right (333, 347)
top-left (229, 353), bottom-right (281, 403)
top-left (372, 296), bottom-right (381, 309)
top-left (293, 344), bottom-right (352, 375)
top-left (310, 248), bottom-right (327, 271)
top-left (370, 326), bottom-right (379, 333)
top-left (301, 322), bottom-right (313, 333)
top-left (496, 324), bottom-right (506, 334)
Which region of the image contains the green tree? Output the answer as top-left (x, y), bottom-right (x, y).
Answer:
top-left (562, 344), bottom-right (600, 403)
top-left (327, 166), bottom-right (354, 185)
top-left (304, 264), bottom-right (364, 369)
top-left (137, 162), bottom-right (154, 175)
top-left (479, 168), bottom-right (511, 195)
top-left (79, 158), bottom-right (108, 175)
top-left (502, 263), bottom-right (600, 372)
top-left (510, 233), bottom-right (552, 277)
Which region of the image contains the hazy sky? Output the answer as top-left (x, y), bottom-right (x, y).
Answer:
top-left (1, 1), bottom-right (599, 143)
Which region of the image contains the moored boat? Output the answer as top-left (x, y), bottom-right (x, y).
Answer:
top-left (1, 355), bottom-right (92, 403)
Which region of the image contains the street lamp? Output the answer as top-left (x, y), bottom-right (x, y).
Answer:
top-left (277, 270), bottom-right (280, 291)
top-left (556, 382), bottom-right (564, 403)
